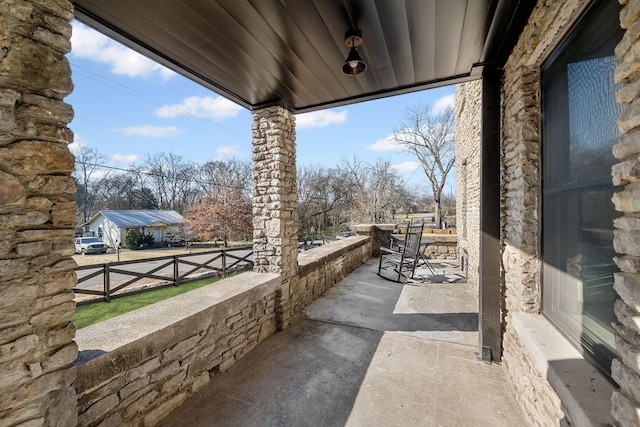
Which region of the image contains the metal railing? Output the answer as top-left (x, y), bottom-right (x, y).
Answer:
top-left (73, 246), bottom-right (253, 304)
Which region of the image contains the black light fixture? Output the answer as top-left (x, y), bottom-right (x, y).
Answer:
top-left (342, 29), bottom-right (367, 75)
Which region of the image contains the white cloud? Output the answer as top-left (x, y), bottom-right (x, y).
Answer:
top-left (216, 145), bottom-right (240, 158)
top-left (155, 96), bottom-right (242, 121)
top-left (366, 134), bottom-right (403, 152)
top-left (110, 153), bottom-right (140, 164)
top-left (71, 21), bottom-right (175, 80)
top-left (296, 110), bottom-right (348, 129)
top-left (115, 125), bottom-right (179, 138)
top-left (433, 94), bottom-right (455, 115)
top-left (68, 141), bottom-right (81, 155)
top-left (391, 161), bottom-right (420, 173)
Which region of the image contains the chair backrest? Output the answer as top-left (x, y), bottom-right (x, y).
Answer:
top-left (403, 222), bottom-right (424, 258)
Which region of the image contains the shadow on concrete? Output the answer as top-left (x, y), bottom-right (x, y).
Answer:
top-left (160, 319), bottom-right (382, 427)
top-left (160, 259), bottom-right (526, 427)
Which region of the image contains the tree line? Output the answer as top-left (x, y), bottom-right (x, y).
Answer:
top-left (74, 103), bottom-right (455, 244)
top-left (73, 148), bottom-right (426, 243)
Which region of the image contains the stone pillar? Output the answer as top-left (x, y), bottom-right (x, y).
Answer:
top-left (252, 106), bottom-right (298, 329)
top-left (610, 2), bottom-right (640, 425)
top-left (0, 1), bottom-right (77, 426)
top-left (352, 224), bottom-right (395, 257)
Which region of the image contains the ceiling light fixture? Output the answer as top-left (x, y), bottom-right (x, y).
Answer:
top-left (342, 29), bottom-right (367, 75)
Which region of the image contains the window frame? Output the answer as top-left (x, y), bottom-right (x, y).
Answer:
top-left (539, 0), bottom-right (623, 379)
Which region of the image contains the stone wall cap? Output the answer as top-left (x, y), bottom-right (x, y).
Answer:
top-left (353, 223), bottom-right (397, 232)
top-left (298, 236), bottom-right (369, 275)
top-left (510, 312), bottom-right (615, 427)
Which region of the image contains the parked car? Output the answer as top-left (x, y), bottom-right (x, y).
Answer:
top-left (336, 231), bottom-right (356, 240)
top-left (75, 237), bottom-right (108, 255)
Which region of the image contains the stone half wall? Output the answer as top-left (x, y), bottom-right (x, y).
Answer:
top-left (292, 236), bottom-right (371, 320)
top-left (422, 234), bottom-right (457, 260)
top-left (74, 273), bottom-right (280, 426)
top-left (454, 81), bottom-right (481, 294)
top-left (0, 1), bottom-right (78, 426)
top-left (74, 238), bottom-right (371, 426)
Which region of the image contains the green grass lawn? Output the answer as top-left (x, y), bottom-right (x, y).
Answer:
top-left (73, 275), bottom-right (224, 329)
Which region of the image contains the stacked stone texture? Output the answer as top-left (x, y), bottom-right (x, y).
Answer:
top-left (494, 0), bottom-right (640, 425)
top-left (74, 238), bottom-right (371, 425)
top-left (0, 1), bottom-right (78, 426)
top-left (611, 0), bottom-right (640, 424)
top-left (423, 242), bottom-right (457, 260)
top-left (293, 238), bottom-right (371, 320)
top-left (454, 81), bottom-right (481, 294)
top-left (75, 292), bottom-right (278, 426)
top-left (499, 1), bottom-right (571, 424)
top-left (251, 106), bottom-right (299, 329)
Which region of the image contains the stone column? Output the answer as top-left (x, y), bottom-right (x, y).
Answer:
top-left (252, 106), bottom-right (298, 329)
top-left (610, 2), bottom-right (640, 425)
top-left (0, 1), bottom-right (77, 425)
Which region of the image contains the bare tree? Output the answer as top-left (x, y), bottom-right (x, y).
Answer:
top-left (394, 104), bottom-right (455, 227)
top-left (139, 152), bottom-right (197, 213)
top-left (338, 156), bottom-right (409, 224)
top-left (297, 165), bottom-right (352, 237)
top-left (97, 173), bottom-right (158, 210)
top-left (73, 144), bottom-right (110, 222)
top-left (197, 158), bottom-right (252, 197)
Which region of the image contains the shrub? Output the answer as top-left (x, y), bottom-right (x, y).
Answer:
top-left (142, 232), bottom-right (155, 247)
top-left (124, 229), bottom-right (142, 249)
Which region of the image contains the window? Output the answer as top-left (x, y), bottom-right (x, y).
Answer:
top-left (541, 0), bottom-right (623, 376)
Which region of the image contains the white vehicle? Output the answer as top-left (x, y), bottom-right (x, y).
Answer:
top-left (74, 237), bottom-right (108, 255)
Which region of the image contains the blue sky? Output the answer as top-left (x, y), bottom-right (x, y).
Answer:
top-left (67, 21), bottom-right (455, 190)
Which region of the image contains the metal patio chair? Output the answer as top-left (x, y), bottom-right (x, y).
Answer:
top-left (377, 222), bottom-right (424, 283)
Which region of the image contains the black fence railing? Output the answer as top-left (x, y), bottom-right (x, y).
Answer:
top-left (73, 246), bottom-right (253, 304)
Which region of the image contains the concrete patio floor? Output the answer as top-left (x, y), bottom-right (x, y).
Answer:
top-left (159, 259), bottom-right (529, 427)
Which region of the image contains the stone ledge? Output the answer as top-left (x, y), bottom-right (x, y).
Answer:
top-left (74, 272), bottom-right (279, 390)
top-left (298, 236), bottom-right (370, 277)
top-left (352, 224), bottom-right (396, 233)
top-left (510, 312), bottom-right (615, 427)
top-left (423, 234), bottom-right (457, 243)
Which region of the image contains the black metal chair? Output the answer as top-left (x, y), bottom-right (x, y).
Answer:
top-left (377, 222), bottom-right (424, 283)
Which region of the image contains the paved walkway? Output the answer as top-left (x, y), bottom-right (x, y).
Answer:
top-left (159, 259), bottom-right (528, 427)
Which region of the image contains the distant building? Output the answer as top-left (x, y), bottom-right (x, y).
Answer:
top-left (81, 210), bottom-right (184, 247)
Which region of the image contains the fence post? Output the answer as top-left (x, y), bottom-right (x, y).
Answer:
top-left (174, 255), bottom-right (179, 286)
top-left (104, 264), bottom-right (110, 302)
top-left (221, 250), bottom-right (227, 278)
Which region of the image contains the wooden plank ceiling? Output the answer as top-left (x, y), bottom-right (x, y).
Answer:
top-left (72, 0), bottom-right (533, 113)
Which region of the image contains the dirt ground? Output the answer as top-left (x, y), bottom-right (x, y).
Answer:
top-left (72, 246), bottom-right (213, 266)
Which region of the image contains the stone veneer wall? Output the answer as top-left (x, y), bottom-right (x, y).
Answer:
top-left (423, 239), bottom-right (457, 260)
top-left (500, 1), bottom-right (583, 424)
top-left (74, 238), bottom-right (371, 426)
top-left (293, 237), bottom-right (371, 320)
top-left (74, 273), bottom-right (280, 427)
top-left (497, 0), bottom-right (640, 425)
top-left (0, 1), bottom-right (78, 426)
top-left (251, 106), bottom-right (299, 329)
top-left (454, 82), bottom-right (481, 294)
top-left (610, 0), bottom-right (640, 424)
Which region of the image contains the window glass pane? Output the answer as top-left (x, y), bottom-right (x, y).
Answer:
top-left (542, 0), bottom-right (623, 376)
